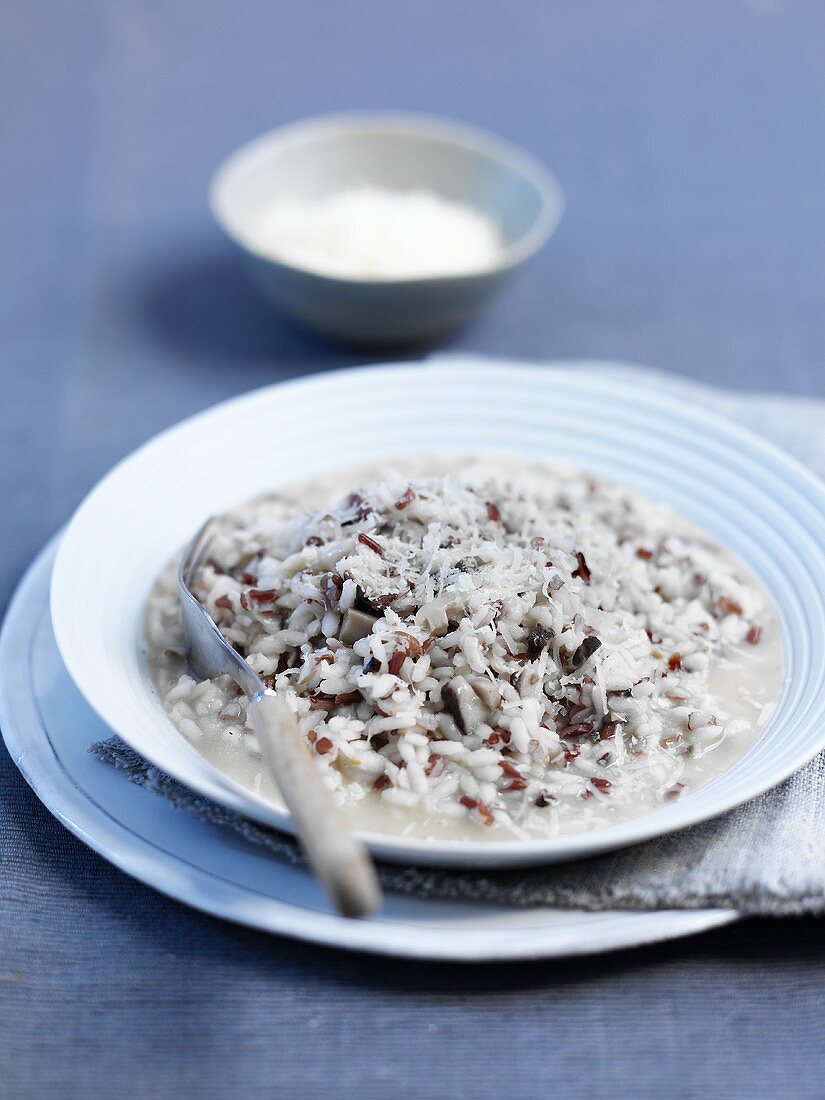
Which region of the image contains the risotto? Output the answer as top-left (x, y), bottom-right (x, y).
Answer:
top-left (145, 455), bottom-right (782, 841)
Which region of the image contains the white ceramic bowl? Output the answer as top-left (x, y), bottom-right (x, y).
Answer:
top-left (209, 113), bottom-right (564, 344)
top-left (51, 360), bottom-right (825, 868)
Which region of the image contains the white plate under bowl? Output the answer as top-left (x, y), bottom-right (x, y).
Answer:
top-left (50, 359), bottom-right (825, 868)
top-left (0, 540), bottom-right (738, 961)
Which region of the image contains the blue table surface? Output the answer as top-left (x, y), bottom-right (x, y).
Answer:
top-left (2, 1), bottom-right (824, 1096)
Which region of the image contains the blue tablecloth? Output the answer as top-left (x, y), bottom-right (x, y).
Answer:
top-left (2, 1), bottom-right (824, 1096)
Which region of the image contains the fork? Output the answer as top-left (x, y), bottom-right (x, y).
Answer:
top-left (178, 520), bottom-right (382, 918)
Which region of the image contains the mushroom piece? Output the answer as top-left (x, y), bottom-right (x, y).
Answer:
top-left (339, 608), bottom-right (378, 646)
top-left (442, 675), bottom-right (487, 736)
top-left (570, 636), bottom-right (602, 669)
top-left (468, 677), bottom-right (501, 710)
top-left (526, 625), bottom-right (554, 659)
top-left (415, 595), bottom-right (457, 637)
top-left (353, 587), bottom-right (384, 616)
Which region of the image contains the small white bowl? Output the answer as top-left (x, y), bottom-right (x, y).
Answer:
top-left (209, 113), bottom-right (564, 344)
top-left (50, 360), bottom-right (825, 870)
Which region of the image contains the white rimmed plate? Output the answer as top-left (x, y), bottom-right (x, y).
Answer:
top-left (50, 359), bottom-right (825, 868)
top-left (0, 539), bottom-right (738, 960)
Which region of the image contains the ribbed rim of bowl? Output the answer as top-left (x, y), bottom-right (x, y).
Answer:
top-left (208, 111), bottom-right (565, 284)
top-left (50, 360), bottom-right (825, 866)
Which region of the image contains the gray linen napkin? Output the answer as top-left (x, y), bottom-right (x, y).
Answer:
top-left (92, 369), bottom-right (825, 915)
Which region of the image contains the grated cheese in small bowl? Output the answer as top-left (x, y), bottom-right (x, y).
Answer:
top-left (252, 187), bottom-right (504, 281)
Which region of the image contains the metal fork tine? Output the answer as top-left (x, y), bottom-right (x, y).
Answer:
top-left (179, 518), bottom-right (215, 588)
top-left (187, 535), bottom-right (214, 584)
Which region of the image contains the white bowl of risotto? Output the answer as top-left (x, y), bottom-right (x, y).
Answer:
top-left (50, 360), bottom-right (825, 868)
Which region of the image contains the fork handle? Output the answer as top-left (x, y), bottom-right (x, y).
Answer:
top-left (249, 692), bottom-right (382, 918)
